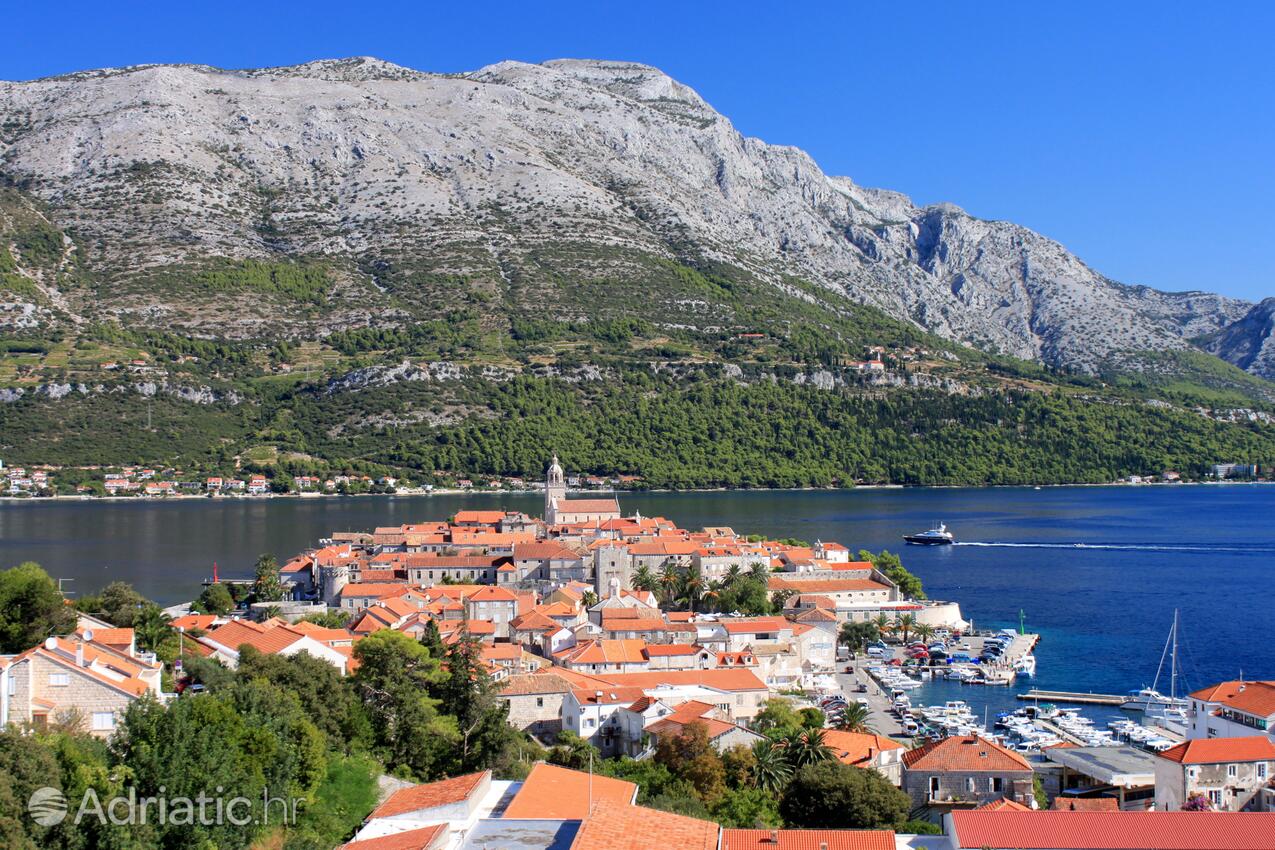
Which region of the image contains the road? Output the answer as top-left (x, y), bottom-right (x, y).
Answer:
top-left (834, 658), bottom-right (905, 738)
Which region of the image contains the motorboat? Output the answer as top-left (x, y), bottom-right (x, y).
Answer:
top-left (903, 522), bottom-right (955, 545)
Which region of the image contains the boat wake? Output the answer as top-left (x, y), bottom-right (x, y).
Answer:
top-left (955, 541), bottom-right (1275, 554)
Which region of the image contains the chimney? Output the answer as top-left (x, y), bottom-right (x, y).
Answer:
top-left (76, 637), bottom-right (86, 667)
top-left (768, 830), bottom-right (779, 844)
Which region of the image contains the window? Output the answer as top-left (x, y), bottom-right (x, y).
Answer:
top-left (1257, 763), bottom-right (1267, 779)
top-left (91, 712), bottom-right (115, 731)
top-left (1227, 764), bottom-right (1238, 778)
top-left (49, 673), bottom-right (69, 687)
top-left (536, 697), bottom-right (544, 708)
top-left (1209, 790), bottom-right (1223, 807)
top-left (992, 777), bottom-right (1004, 793)
top-left (585, 718), bottom-right (595, 729)
top-left (966, 778), bottom-right (976, 793)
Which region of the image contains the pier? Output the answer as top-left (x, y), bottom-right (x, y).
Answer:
top-left (1018, 689), bottom-right (1128, 706)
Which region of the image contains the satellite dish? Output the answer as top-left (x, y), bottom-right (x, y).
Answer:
top-left (82, 629), bottom-right (94, 642)
top-left (44, 637), bottom-right (58, 650)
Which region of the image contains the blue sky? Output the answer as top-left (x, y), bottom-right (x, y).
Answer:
top-left (5, 1), bottom-right (1272, 301)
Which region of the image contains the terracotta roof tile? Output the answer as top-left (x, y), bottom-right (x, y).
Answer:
top-left (902, 735), bottom-right (1032, 773)
top-left (1158, 736), bottom-right (1275, 764)
top-left (721, 828), bottom-right (895, 850)
top-left (340, 824), bottom-right (446, 850)
top-left (368, 771), bottom-right (488, 819)
top-left (504, 763), bottom-right (637, 819)
top-left (570, 800), bottom-right (717, 850)
top-left (822, 730), bottom-right (904, 766)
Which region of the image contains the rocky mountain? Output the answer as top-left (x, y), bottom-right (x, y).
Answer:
top-left (0, 55), bottom-right (1267, 376)
top-left (1199, 298), bottom-right (1275, 380)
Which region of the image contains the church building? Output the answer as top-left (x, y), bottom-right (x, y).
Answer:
top-left (543, 455), bottom-right (621, 525)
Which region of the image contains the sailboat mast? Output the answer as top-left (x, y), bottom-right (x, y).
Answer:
top-left (1170, 609), bottom-right (1178, 701)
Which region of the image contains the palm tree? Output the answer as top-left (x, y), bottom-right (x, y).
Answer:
top-left (914, 623), bottom-right (936, 644)
top-left (751, 739), bottom-right (793, 792)
top-left (701, 579), bottom-right (725, 613)
top-left (871, 613), bottom-right (892, 640)
top-left (678, 565), bottom-right (704, 612)
top-left (724, 564), bottom-right (742, 585)
top-left (782, 728), bottom-right (833, 768)
top-left (833, 702), bottom-right (875, 734)
top-left (747, 560), bottom-right (770, 584)
top-left (632, 563), bottom-right (657, 593)
top-left (895, 613), bottom-right (916, 645)
top-left (658, 563), bottom-right (680, 606)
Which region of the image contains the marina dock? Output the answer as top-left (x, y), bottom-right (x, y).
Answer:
top-left (1018, 689), bottom-right (1128, 706)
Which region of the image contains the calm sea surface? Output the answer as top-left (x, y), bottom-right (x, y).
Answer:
top-left (2, 485), bottom-right (1272, 714)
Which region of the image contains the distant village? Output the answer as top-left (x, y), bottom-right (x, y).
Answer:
top-left (1, 453), bottom-right (1269, 500)
top-left (3, 456), bottom-right (1272, 850)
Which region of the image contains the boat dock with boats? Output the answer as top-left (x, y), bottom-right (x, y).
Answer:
top-left (1017, 689), bottom-right (1129, 706)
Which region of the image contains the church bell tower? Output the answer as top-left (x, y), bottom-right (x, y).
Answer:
top-left (545, 454), bottom-right (566, 523)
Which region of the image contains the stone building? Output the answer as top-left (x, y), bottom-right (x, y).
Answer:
top-left (901, 735), bottom-right (1035, 820)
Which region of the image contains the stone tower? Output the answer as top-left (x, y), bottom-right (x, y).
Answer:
top-left (545, 454), bottom-right (566, 522)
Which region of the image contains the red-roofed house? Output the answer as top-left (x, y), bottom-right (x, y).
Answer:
top-left (643, 701), bottom-right (764, 753)
top-left (502, 762), bottom-right (637, 819)
top-left (569, 800), bottom-right (718, 850)
top-left (353, 770), bottom-right (492, 842)
top-left (1188, 680), bottom-right (1275, 742)
top-left (822, 729), bottom-right (906, 784)
top-left (0, 634), bottom-right (162, 736)
top-left (902, 735), bottom-right (1035, 817)
top-left (1155, 736), bottom-right (1275, 811)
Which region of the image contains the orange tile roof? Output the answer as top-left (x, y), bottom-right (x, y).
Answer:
top-left (948, 811), bottom-right (1275, 849)
top-left (453, 510), bottom-right (506, 524)
top-left (721, 829), bottom-right (895, 850)
top-left (340, 581), bottom-right (411, 598)
top-left (467, 586), bottom-right (519, 602)
top-left (822, 730), bottom-right (904, 766)
top-left (514, 542), bottom-right (582, 560)
top-left (571, 686), bottom-right (650, 706)
top-left (339, 824), bottom-right (446, 850)
top-left (1158, 736), bottom-right (1275, 764)
top-left (511, 611), bottom-right (561, 633)
top-left (978, 798), bottom-right (1034, 812)
top-left (503, 763), bottom-right (637, 819)
top-left (570, 800), bottom-right (717, 850)
top-left (368, 771), bottom-right (488, 819)
top-left (204, 619), bottom-right (268, 650)
top-left (644, 643), bottom-right (702, 656)
top-left (500, 673), bottom-right (574, 696)
top-left (902, 735), bottom-right (1033, 773)
top-left (78, 627), bottom-right (134, 647)
top-left (237, 625), bottom-right (307, 655)
top-left (170, 614), bottom-right (217, 631)
top-left (1190, 680), bottom-right (1275, 717)
top-left (558, 639), bottom-right (649, 666)
top-left (555, 498), bottom-right (621, 513)
top-left (288, 621), bottom-right (352, 643)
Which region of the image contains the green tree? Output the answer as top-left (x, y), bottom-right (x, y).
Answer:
top-left (753, 698), bottom-right (804, 739)
top-left (654, 722), bottom-right (727, 806)
top-left (749, 739), bottom-right (793, 793)
top-left (352, 630), bottom-right (457, 779)
top-left (237, 646), bottom-right (371, 751)
top-left (833, 702), bottom-right (875, 734)
top-left (631, 563), bottom-right (658, 593)
top-left (196, 582), bottom-right (235, 615)
top-left (711, 786), bottom-right (783, 828)
top-left (782, 728), bottom-right (833, 768)
top-left (434, 634), bottom-right (516, 773)
top-left (546, 731), bottom-right (600, 771)
top-left (0, 562), bottom-right (76, 653)
top-left (779, 761), bottom-right (910, 829)
top-left (251, 553), bottom-right (285, 603)
top-left (89, 581), bottom-right (149, 627)
top-left (839, 621), bottom-right (880, 655)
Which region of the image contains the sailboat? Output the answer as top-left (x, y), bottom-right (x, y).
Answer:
top-left (1122, 610), bottom-right (1191, 720)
